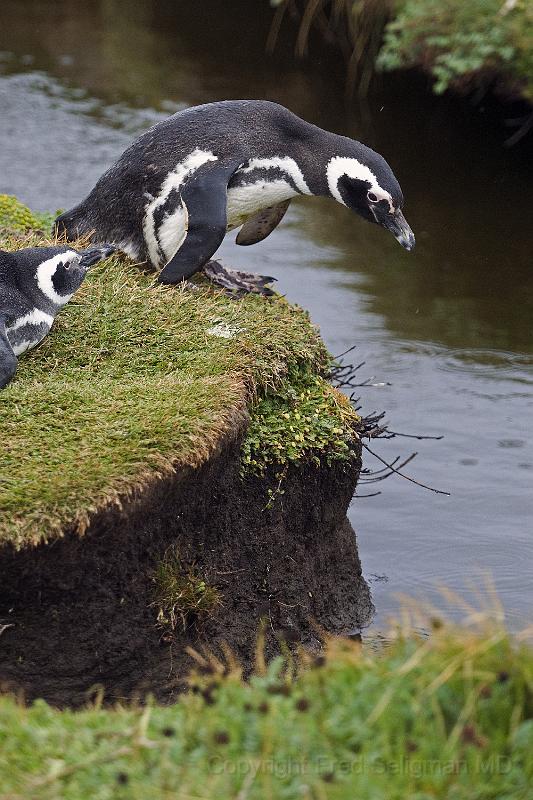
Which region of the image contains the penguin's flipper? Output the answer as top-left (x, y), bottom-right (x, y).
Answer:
top-left (236, 200), bottom-right (291, 246)
top-left (0, 321), bottom-right (17, 390)
top-left (159, 158), bottom-right (244, 285)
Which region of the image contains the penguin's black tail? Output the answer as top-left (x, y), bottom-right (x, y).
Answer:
top-left (53, 205), bottom-right (92, 243)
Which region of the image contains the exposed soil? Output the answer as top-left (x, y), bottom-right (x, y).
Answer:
top-left (0, 431), bottom-right (372, 707)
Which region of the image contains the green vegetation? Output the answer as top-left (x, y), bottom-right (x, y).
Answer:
top-left (151, 546), bottom-right (222, 633)
top-left (0, 198), bottom-right (357, 549)
top-left (0, 194), bottom-right (56, 233)
top-left (275, 0), bottom-right (533, 100)
top-left (379, 0), bottom-right (533, 99)
top-left (0, 612), bottom-right (532, 798)
top-left (241, 368), bottom-right (359, 476)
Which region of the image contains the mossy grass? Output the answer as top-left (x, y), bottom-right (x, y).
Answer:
top-left (0, 607), bottom-right (532, 798)
top-left (151, 546), bottom-right (222, 633)
top-left (0, 198), bottom-right (358, 549)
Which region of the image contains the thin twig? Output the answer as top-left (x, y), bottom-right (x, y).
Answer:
top-left (504, 110), bottom-right (533, 147)
top-left (332, 344), bottom-right (358, 360)
top-left (386, 430), bottom-right (444, 441)
top-left (362, 443), bottom-right (450, 496)
top-left (360, 453), bottom-right (418, 483)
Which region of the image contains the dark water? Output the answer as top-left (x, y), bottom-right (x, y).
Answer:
top-left (1, 0), bottom-right (532, 630)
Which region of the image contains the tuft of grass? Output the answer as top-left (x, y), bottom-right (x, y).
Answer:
top-left (151, 547), bottom-right (222, 633)
top-left (0, 198), bottom-right (358, 549)
top-left (0, 607), bottom-right (532, 798)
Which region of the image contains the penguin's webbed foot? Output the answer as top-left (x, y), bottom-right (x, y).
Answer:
top-left (201, 260), bottom-right (277, 296)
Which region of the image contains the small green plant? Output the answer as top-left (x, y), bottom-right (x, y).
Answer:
top-left (241, 366), bottom-right (360, 477)
top-left (275, 0), bottom-right (533, 101)
top-left (151, 548), bottom-right (221, 632)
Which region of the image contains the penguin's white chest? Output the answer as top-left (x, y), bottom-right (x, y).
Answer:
top-left (225, 179), bottom-right (296, 230)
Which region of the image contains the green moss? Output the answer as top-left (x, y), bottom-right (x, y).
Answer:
top-left (0, 194), bottom-right (56, 232)
top-left (241, 368), bottom-right (359, 477)
top-left (0, 616), bottom-right (531, 798)
top-left (0, 197), bottom-right (357, 549)
top-left (151, 547), bottom-right (221, 633)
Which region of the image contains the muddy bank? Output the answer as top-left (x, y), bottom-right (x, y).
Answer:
top-left (0, 430), bottom-right (372, 707)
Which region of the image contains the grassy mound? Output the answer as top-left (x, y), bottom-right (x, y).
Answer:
top-left (0, 612), bottom-right (531, 799)
top-left (0, 201), bottom-right (359, 549)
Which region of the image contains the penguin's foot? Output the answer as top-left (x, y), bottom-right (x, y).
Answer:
top-left (201, 260), bottom-right (277, 296)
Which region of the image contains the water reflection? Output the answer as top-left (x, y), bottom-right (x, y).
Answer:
top-left (1, 0), bottom-right (532, 629)
top-left (291, 192), bottom-right (533, 355)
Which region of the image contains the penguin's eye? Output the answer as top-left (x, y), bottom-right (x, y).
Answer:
top-left (367, 192), bottom-right (379, 203)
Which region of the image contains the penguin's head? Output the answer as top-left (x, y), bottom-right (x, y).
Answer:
top-left (47, 245), bottom-right (116, 305)
top-left (19, 244), bottom-right (116, 307)
top-left (326, 149), bottom-right (415, 251)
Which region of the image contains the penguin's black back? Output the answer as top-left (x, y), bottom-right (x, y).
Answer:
top-left (113, 101), bottom-right (320, 174)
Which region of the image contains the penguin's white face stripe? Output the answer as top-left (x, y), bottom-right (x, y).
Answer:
top-left (6, 308), bottom-right (54, 334)
top-left (239, 157), bottom-right (311, 196)
top-left (143, 148), bottom-right (218, 266)
top-left (6, 308), bottom-right (52, 356)
top-left (35, 251), bottom-right (80, 306)
top-left (326, 156), bottom-right (394, 212)
top-left (226, 179), bottom-right (295, 229)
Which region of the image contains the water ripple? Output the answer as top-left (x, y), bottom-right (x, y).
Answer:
top-left (395, 342), bottom-right (533, 382)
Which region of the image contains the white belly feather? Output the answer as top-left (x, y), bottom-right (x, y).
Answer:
top-left (158, 204), bottom-right (188, 261)
top-left (225, 179), bottom-right (297, 230)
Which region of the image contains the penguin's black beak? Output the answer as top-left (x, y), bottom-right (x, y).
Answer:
top-left (382, 209), bottom-right (415, 252)
top-left (78, 244), bottom-right (116, 269)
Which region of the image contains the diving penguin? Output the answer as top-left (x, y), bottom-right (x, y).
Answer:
top-left (0, 244), bottom-right (115, 389)
top-left (54, 100), bottom-right (415, 291)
